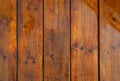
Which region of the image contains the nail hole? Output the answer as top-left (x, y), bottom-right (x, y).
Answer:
top-left (38, 44), bottom-right (40, 47)
top-left (35, 6), bottom-right (39, 11)
top-left (88, 49), bottom-right (93, 53)
top-left (3, 56), bottom-right (6, 59)
top-left (25, 61), bottom-right (27, 64)
top-left (80, 46), bottom-right (84, 50)
top-left (32, 59), bottom-right (36, 64)
top-left (0, 19), bottom-right (2, 22)
top-left (107, 51), bottom-right (109, 54)
top-left (50, 54), bottom-right (54, 58)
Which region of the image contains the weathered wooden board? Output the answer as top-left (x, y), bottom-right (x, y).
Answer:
top-left (71, 0), bottom-right (98, 81)
top-left (100, 0), bottom-right (120, 81)
top-left (18, 0), bottom-right (43, 81)
top-left (1, 0), bottom-right (120, 80)
top-left (0, 0), bottom-right (16, 81)
top-left (44, 0), bottom-right (70, 81)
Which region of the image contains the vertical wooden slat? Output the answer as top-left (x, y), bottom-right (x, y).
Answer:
top-left (71, 0), bottom-right (98, 81)
top-left (0, 0), bottom-right (16, 81)
top-left (44, 0), bottom-right (70, 81)
top-left (18, 0), bottom-right (43, 81)
top-left (100, 0), bottom-right (120, 81)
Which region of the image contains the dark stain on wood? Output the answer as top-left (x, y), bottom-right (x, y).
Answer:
top-left (88, 49), bottom-right (93, 54)
top-left (23, 15), bottom-right (35, 34)
top-left (80, 46), bottom-right (85, 50)
top-left (112, 17), bottom-right (117, 21)
top-left (27, 0), bottom-right (39, 11)
top-left (49, 29), bottom-right (56, 42)
top-left (3, 55), bottom-right (6, 60)
top-left (72, 41), bottom-right (79, 50)
top-left (24, 61), bottom-right (28, 64)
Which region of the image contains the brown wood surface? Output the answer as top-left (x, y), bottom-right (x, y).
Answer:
top-left (0, 0), bottom-right (120, 81)
top-left (0, 0), bottom-right (16, 81)
top-left (44, 0), bottom-right (70, 81)
top-left (100, 0), bottom-right (120, 81)
top-left (18, 0), bottom-right (43, 81)
top-left (71, 0), bottom-right (98, 81)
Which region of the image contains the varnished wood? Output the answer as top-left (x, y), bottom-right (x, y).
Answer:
top-left (0, 0), bottom-right (120, 80)
top-left (18, 0), bottom-right (43, 81)
top-left (44, 0), bottom-right (70, 81)
top-left (0, 0), bottom-right (16, 81)
top-left (71, 0), bottom-right (98, 81)
top-left (100, 0), bottom-right (120, 81)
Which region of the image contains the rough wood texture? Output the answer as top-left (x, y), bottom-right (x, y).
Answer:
top-left (100, 0), bottom-right (120, 81)
top-left (44, 0), bottom-right (70, 81)
top-left (71, 0), bottom-right (98, 81)
top-left (1, 0), bottom-right (120, 81)
top-left (0, 0), bottom-right (16, 81)
top-left (18, 0), bottom-right (43, 81)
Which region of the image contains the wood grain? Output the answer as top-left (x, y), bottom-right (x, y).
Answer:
top-left (1, 0), bottom-right (120, 80)
top-left (18, 0), bottom-right (43, 81)
top-left (100, 0), bottom-right (120, 81)
top-left (44, 0), bottom-right (70, 81)
top-left (71, 0), bottom-right (98, 81)
top-left (0, 0), bottom-right (16, 81)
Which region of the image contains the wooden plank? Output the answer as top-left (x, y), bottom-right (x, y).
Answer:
top-left (100, 0), bottom-right (120, 81)
top-left (0, 0), bottom-right (16, 81)
top-left (71, 0), bottom-right (98, 81)
top-left (18, 0), bottom-right (43, 81)
top-left (44, 0), bottom-right (70, 81)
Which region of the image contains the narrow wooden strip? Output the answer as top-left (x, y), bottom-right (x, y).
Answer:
top-left (71, 0), bottom-right (98, 81)
top-left (100, 0), bottom-right (120, 81)
top-left (0, 0), bottom-right (16, 81)
top-left (44, 0), bottom-right (70, 81)
top-left (18, 0), bottom-right (43, 81)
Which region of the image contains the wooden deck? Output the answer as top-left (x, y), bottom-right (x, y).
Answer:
top-left (0, 0), bottom-right (120, 81)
